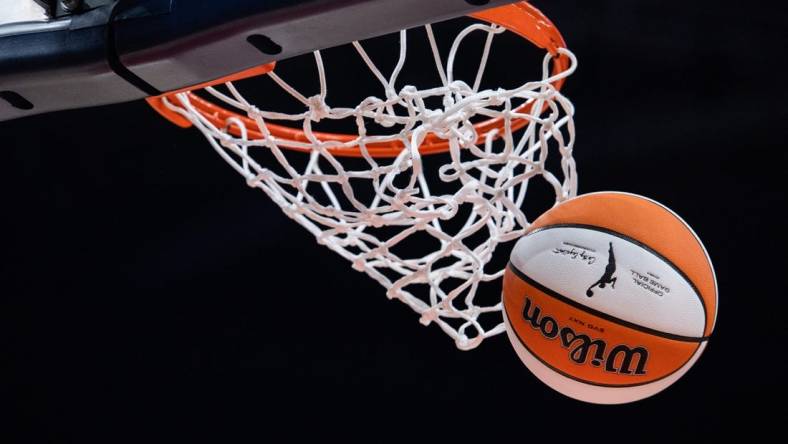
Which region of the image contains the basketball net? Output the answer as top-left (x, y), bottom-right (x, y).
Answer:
top-left (152, 15), bottom-right (578, 350)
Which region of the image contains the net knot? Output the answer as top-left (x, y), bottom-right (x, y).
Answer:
top-left (419, 309), bottom-right (438, 326)
top-left (352, 258), bottom-right (366, 272)
top-left (246, 171), bottom-right (270, 188)
top-left (307, 95), bottom-right (331, 122)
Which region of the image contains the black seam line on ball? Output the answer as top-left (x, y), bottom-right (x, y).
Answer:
top-left (524, 223), bottom-right (709, 335)
top-left (507, 263), bottom-right (710, 343)
top-left (503, 306), bottom-right (702, 388)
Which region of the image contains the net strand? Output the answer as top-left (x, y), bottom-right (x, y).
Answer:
top-left (159, 21), bottom-right (578, 350)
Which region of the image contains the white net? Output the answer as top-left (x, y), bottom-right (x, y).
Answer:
top-left (158, 21), bottom-right (578, 350)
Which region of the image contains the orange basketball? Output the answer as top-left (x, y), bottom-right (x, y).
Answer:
top-left (502, 192), bottom-right (717, 404)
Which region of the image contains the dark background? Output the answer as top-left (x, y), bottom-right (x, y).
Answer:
top-left (1, 0), bottom-right (785, 441)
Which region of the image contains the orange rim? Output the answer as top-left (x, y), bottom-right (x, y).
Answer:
top-left (147, 1), bottom-right (569, 157)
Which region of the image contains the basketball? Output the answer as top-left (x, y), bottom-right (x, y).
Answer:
top-left (503, 192), bottom-right (718, 404)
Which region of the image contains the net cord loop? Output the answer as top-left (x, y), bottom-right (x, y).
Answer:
top-left (155, 13), bottom-right (578, 351)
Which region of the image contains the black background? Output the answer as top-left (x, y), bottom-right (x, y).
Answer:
top-left (1, 0), bottom-right (786, 441)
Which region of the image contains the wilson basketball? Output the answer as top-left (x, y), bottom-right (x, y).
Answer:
top-left (503, 192), bottom-right (717, 404)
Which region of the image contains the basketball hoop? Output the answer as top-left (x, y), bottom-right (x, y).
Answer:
top-left (147, 1), bottom-right (578, 350)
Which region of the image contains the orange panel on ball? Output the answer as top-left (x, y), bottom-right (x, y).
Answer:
top-left (531, 192), bottom-right (717, 336)
top-left (503, 265), bottom-right (703, 387)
